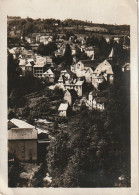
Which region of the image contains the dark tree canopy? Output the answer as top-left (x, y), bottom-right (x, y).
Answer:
top-left (63, 44), bottom-right (73, 69)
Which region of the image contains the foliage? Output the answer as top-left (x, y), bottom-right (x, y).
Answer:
top-left (46, 71), bottom-right (130, 187)
top-left (37, 42), bottom-right (57, 56)
top-left (63, 44), bottom-right (73, 69)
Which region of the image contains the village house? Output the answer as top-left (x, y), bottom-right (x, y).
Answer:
top-left (43, 68), bottom-right (55, 82)
top-left (113, 37), bottom-right (120, 43)
top-left (108, 48), bottom-right (114, 60)
top-left (33, 64), bottom-right (46, 78)
top-left (8, 118), bottom-right (38, 162)
top-left (87, 90), bottom-right (102, 108)
top-left (122, 63), bottom-right (130, 72)
top-left (71, 60), bottom-right (98, 83)
top-left (8, 48), bottom-right (17, 59)
top-left (46, 56), bottom-right (53, 64)
top-left (105, 37), bottom-right (110, 43)
top-left (72, 97), bottom-right (86, 111)
top-left (64, 80), bottom-right (84, 97)
top-left (71, 60), bottom-right (95, 73)
top-left (92, 59), bottom-right (114, 88)
top-left (25, 59), bottom-right (35, 73)
top-left (58, 103), bottom-right (69, 117)
top-left (64, 90), bottom-right (72, 106)
top-left (55, 44), bottom-right (66, 57)
top-left (92, 97), bottom-right (107, 111)
top-left (25, 62), bottom-right (33, 72)
top-left (36, 35), bottom-right (53, 45)
top-left (58, 69), bottom-right (76, 84)
top-left (33, 56), bottom-right (47, 78)
top-left (19, 58), bottom-right (26, 71)
top-left (84, 46), bottom-right (95, 58)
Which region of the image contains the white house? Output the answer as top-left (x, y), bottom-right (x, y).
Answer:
top-left (87, 90), bottom-right (101, 108)
top-left (92, 97), bottom-right (106, 111)
top-left (92, 59), bottom-right (114, 88)
top-left (25, 62), bottom-right (33, 72)
top-left (84, 46), bottom-right (95, 58)
top-left (43, 68), bottom-right (55, 82)
top-left (64, 90), bottom-right (72, 106)
top-left (122, 63), bottom-right (130, 72)
top-left (64, 80), bottom-right (84, 97)
top-left (58, 103), bottom-right (68, 117)
top-left (19, 58), bottom-right (26, 71)
top-left (108, 48), bottom-right (114, 60)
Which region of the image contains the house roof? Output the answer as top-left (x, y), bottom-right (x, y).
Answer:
top-left (34, 64), bottom-right (45, 68)
top-left (10, 118), bottom-right (34, 129)
top-left (80, 60), bottom-right (99, 68)
top-left (44, 68), bottom-right (54, 75)
top-left (8, 128), bottom-right (37, 140)
top-left (94, 60), bottom-right (113, 74)
top-left (58, 103), bottom-right (68, 111)
top-left (109, 48), bottom-right (114, 58)
top-left (19, 59), bottom-right (26, 66)
top-left (75, 81), bottom-right (84, 85)
top-left (80, 60), bottom-right (93, 67)
top-left (26, 62), bottom-right (32, 67)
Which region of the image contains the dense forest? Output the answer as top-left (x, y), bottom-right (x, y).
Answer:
top-left (46, 71), bottom-right (130, 187)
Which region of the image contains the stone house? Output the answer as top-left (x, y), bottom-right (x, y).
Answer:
top-left (8, 118), bottom-right (38, 162)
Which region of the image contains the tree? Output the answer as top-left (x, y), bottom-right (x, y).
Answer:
top-left (63, 44), bottom-right (73, 69)
top-left (37, 42), bottom-right (57, 56)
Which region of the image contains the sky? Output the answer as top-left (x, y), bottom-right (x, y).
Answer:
top-left (1, 0), bottom-right (136, 25)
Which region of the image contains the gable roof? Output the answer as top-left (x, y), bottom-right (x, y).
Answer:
top-left (58, 103), bottom-right (68, 111)
top-left (109, 48), bottom-right (114, 58)
top-left (94, 60), bottom-right (113, 74)
top-left (10, 118), bottom-right (34, 129)
top-left (26, 62), bottom-right (32, 67)
top-left (44, 68), bottom-right (54, 75)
